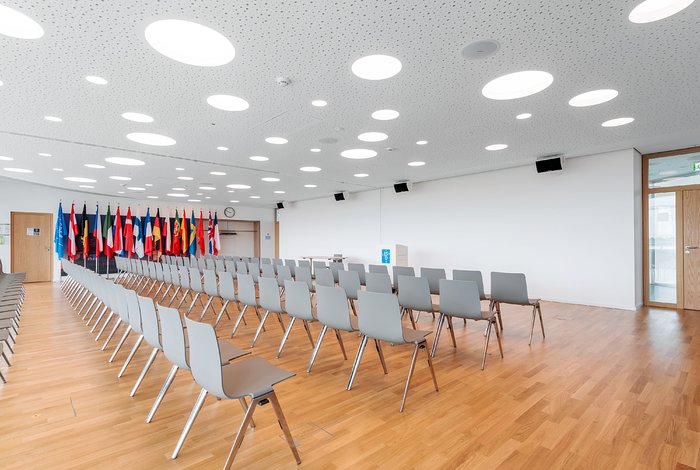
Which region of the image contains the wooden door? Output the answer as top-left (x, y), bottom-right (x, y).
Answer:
top-left (11, 212), bottom-right (53, 282)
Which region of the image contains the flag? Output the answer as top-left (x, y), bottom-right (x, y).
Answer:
top-left (102, 204), bottom-right (114, 259)
top-left (181, 208), bottom-right (189, 255)
top-left (189, 210), bottom-right (197, 256)
top-left (197, 210), bottom-right (205, 255)
top-left (124, 207), bottom-right (134, 257)
top-left (144, 208), bottom-right (153, 257)
top-left (67, 203), bottom-right (78, 261)
top-left (93, 204), bottom-right (103, 257)
top-left (54, 202), bottom-right (66, 258)
top-left (113, 206), bottom-right (123, 255)
top-left (164, 213), bottom-right (172, 255)
top-left (207, 211), bottom-right (214, 254)
top-left (153, 209), bottom-right (162, 259)
top-left (212, 212), bottom-right (221, 256)
top-left (81, 203), bottom-right (89, 259)
top-left (172, 210), bottom-right (181, 255)
top-left (134, 208), bottom-right (144, 258)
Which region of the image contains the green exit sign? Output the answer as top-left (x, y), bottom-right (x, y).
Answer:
top-left (695, 162), bottom-right (700, 172)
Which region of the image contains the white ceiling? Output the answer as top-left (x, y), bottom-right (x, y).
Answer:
top-left (1, 0), bottom-right (699, 207)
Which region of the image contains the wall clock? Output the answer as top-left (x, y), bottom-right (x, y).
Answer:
top-left (224, 207), bottom-right (236, 218)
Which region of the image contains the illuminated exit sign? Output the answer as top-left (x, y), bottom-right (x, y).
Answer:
top-left (694, 162), bottom-right (700, 172)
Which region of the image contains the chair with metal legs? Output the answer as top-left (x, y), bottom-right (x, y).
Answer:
top-left (115, 289), bottom-right (145, 375)
top-left (181, 317), bottom-right (300, 468)
top-left (347, 291), bottom-right (439, 412)
top-left (213, 271), bottom-right (235, 327)
top-left (185, 267), bottom-right (206, 316)
top-left (433, 279), bottom-right (503, 369)
top-left (230, 274), bottom-right (264, 338)
top-left (392, 265), bottom-right (415, 291)
top-left (365, 272), bottom-right (392, 294)
top-left (277, 280), bottom-right (316, 358)
top-left (397, 275), bottom-right (439, 329)
top-left (368, 264), bottom-right (389, 275)
top-left (224, 259), bottom-right (236, 277)
top-left (294, 265), bottom-right (314, 293)
top-left (251, 277), bottom-right (286, 347)
top-left (129, 295), bottom-right (163, 396)
top-left (347, 262), bottom-right (367, 286)
top-left (328, 262), bottom-right (345, 284)
top-left (165, 264), bottom-right (182, 306)
top-left (312, 260), bottom-right (327, 278)
top-left (307, 285), bottom-right (358, 373)
top-left (276, 265), bottom-right (293, 293)
top-left (261, 263), bottom-right (276, 279)
top-left (490, 272), bottom-right (544, 345)
top-left (315, 268), bottom-right (334, 288)
top-left (235, 260), bottom-right (248, 277)
top-left (284, 259), bottom-right (297, 278)
top-left (420, 267), bottom-right (446, 296)
top-left (174, 266), bottom-right (193, 310)
top-left (198, 269), bottom-right (220, 321)
top-left (338, 269), bottom-right (361, 315)
top-left (101, 284), bottom-right (131, 352)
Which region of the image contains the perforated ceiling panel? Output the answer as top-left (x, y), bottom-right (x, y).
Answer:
top-left (1, 0), bottom-right (699, 206)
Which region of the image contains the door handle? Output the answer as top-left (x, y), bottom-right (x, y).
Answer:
top-left (685, 246), bottom-right (698, 250)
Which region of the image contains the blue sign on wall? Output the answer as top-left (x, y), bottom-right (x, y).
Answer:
top-left (381, 248), bottom-right (391, 264)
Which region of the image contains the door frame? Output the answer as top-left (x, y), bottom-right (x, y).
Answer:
top-left (10, 211), bottom-right (54, 281)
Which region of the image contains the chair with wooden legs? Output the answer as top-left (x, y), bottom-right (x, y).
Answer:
top-left (365, 272), bottom-right (392, 294)
top-left (307, 285), bottom-right (357, 373)
top-left (420, 267), bottom-right (446, 296)
top-left (277, 280), bottom-right (316, 358)
top-left (392, 265), bottom-right (415, 292)
top-left (490, 272), bottom-right (544, 345)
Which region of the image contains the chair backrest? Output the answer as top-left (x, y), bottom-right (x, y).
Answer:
top-left (214, 259), bottom-right (225, 273)
top-left (155, 263), bottom-right (164, 281)
top-left (258, 276), bottom-right (282, 313)
top-left (368, 264), bottom-right (389, 275)
top-left (260, 257), bottom-right (272, 265)
top-left (294, 265), bottom-right (314, 292)
top-left (284, 259), bottom-right (297, 277)
top-left (236, 274), bottom-right (257, 306)
top-left (169, 264), bottom-right (180, 286)
top-left (439, 279), bottom-right (483, 320)
top-left (148, 261), bottom-right (157, 279)
top-left (347, 262), bottom-right (367, 285)
top-left (158, 305), bottom-right (189, 369)
top-left (175, 256), bottom-right (184, 266)
top-left (397, 275), bottom-right (433, 311)
top-left (328, 262), bottom-right (345, 283)
top-left (421, 267), bottom-right (446, 295)
top-left (202, 269), bottom-right (218, 297)
top-left (113, 285), bottom-right (129, 321)
top-left (261, 263), bottom-right (276, 278)
top-left (236, 260), bottom-right (248, 275)
top-left (190, 257), bottom-right (198, 268)
top-left (338, 269), bottom-right (361, 300)
top-left (223, 259), bottom-right (236, 275)
top-left (185, 317), bottom-right (226, 398)
top-left (248, 262), bottom-right (260, 283)
top-left (197, 257), bottom-right (206, 270)
top-left (179, 266), bottom-right (191, 289)
top-left (218, 271), bottom-right (236, 301)
top-left (276, 265), bottom-right (292, 287)
top-left (312, 260), bottom-right (327, 274)
top-left (491, 272), bottom-right (530, 305)
top-left (452, 270), bottom-right (486, 300)
top-left (315, 268), bottom-right (335, 287)
top-left (297, 259), bottom-right (311, 270)
top-left (189, 267), bottom-right (203, 293)
top-left (357, 291), bottom-right (405, 343)
top-left (316, 285), bottom-right (354, 331)
top-left (205, 258), bottom-right (215, 270)
top-left (283, 280), bottom-right (313, 320)
top-left (125, 289), bottom-right (143, 333)
top-left (365, 272), bottom-right (392, 294)
top-left (272, 258), bottom-right (284, 267)
top-left (138, 295), bottom-right (161, 348)
top-left (392, 265), bottom-right (415, 290)
top-left (162, 263), bottom-right (172, 283)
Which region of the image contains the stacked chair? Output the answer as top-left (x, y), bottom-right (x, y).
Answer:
top-left (0, 260), bottom-right (24, 383)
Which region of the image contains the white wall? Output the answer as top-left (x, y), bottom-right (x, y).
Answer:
top-left (0, 178), bottom-right (275, 281)
top-left (280, 149), bottom-right (643, 310)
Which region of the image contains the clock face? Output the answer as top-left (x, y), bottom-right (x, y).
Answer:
top-left (224, 207), bottom-right (235, 218)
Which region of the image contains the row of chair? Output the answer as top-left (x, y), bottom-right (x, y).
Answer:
top-left (0, 260), bottom-right (24, 383)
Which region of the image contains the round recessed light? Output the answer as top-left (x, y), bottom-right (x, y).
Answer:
top-left (145, 183), bottom-right (153, 187)
top-left (408, 161), bottom-right (426, 167)
top-left (85, 75), bottom-right (108, 85)
top-left (126, 132), bottom-right (176, 146)
top-left (262, 177), bottom-right (280, 182)
top-left (319, 137), bottom-right (339, 144)
top-left (351, 54), bottom-right (402, 80)
top-left (64, 176), bottom-right (96, 183)
top-left (196, 193), bottom-right (203, 196)
top-left (310, 148), bottom-right (321, 153)
top-left (485, 144), bottom-right (508, 151)
top-left (117, 191), bottom-right (125, 194)
top-left (38, 152), bottom-right (52, 157)
top-left (199, 186), bottom-right (216, 190)
top-left (109, 176), bottom-right (131, 181)
top-left (0, 5), bottom-right (44, 39)
top-left (147, 196), bottom-right (159, 199)
top-left (229, 200), bottom-right (240, 203)
top-left (84, 163), bottom-right (105, 169)
top-left (127, 186), bottom-right (146, 191)
top-left (249, 195), bottom-right (261, 199)
top-left (602, 117), bottom-right (635, 127)
top-left (205, 196), bottom-right (211, 199)
top-left (341, 148), bottom-right (378, 159)
top-left (44, 116), bottom-right (62, 122)
top-left (187, 199), bottom-right (201, 202)
top-left (122, 112), bottom-right (154, 123)
top-left (0, 156), bottom-right (13, 161)
top-left (250, 155), bottom-right (269, 162)
top-left (274, 190), bottom-right (286, 194)
top-left (227, 184), bottom-right (251, 189)
top-left (105, 156), bottom-right (145, 166)
top-left (177, 176), bottom-right (194, 181)
top-left (354, 173), bottom-right (369, 178)
top-left (311, 100), bottom-right (327, 107)
top-left (371, 109), bottom-right (400, 120)
top-left (167, 193), bottom-right (190, 198)
top-left (79, 185), bottom-right (95, 189)
top-left (175, 167), bottom-right (184, 171)
top-left (207, 94), bottom-right (250, 112)
top-left (568, 89), bottom-right (619, 107)
top-left (210, 171), bottom-right (226, 176)
top-left (265, 137), bottom-right (288, 145)
top-left (629, 0), bottom-right (695, 23)
top-left (4, 167), bottom-right (32, 173)
top-left (461, 39), bottom-right (501, 60)
top-left (53, 168), bottom-right (63, 172)
top-left (482, 71), bottom-right (554, 100)
top-left (144, 19), bottom-right (235, 67)
top-left (358, 132), bottom-right (388, 142)
top-left (416, 140), bottom-right (428, 145)
top-left (304, 184), bottom-right (317, 188)
top-left (516, 113), bottom-right (532, 120)
top-left (216, 146), bottom-right (229, 151)
top-left (0, 80), bottom-right (3, 86)
top-left (300, 166), bottom-right (321, 172)
top-left (171, 187), bottom-right (186, 191)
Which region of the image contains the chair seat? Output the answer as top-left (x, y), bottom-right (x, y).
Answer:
top-left (401, 328), bottom-right (431, 343)
top-left (221, 356), bottom-right (294, 398)
top-left (218, 339), bottom-right (249, 365)
top-left (495, 298), bottom-right (540, 307)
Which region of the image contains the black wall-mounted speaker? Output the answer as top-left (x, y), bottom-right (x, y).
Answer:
top-left (536, 157), bottom-right (563, 173)
top-left (276, 202), bottom-right (284, 209)
top-left (394, 182), bottom-right (411, 193)
top-left (334, 192), bottom-right (346, 201)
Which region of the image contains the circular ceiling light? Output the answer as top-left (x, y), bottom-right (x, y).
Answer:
top-left (126, 132), bottom-right (176, 146)
top-left (86, 75), bottom-right (108, 85)
top-left (187, 199), bottom-right (200, 202)
top-left (0, 156), bottom-right (13, 161)
top-left (310, 148), bottom-right (321, 153)
top-left (117, 191), bottom-right (125, 194)
top-left (351, 54), bottom-right (402, 80)
top-left (602, 117), bottom-right (635, 127)
top-left (229, 200), bottom-right (240, 203)
top-left (4, 167), bottom-right (32, 173)
top-left (52, 168), bottom-right (63, 172)
top-left (177, 176), bottom-right (193, 181)
top-left (416, 140), bottom-right (428, 145)
top-left (304, 184), bottom-right (317, 188)
top-left (249, 196), bottom-right (261, 199)
top-left (199, 186), bottom-right (216, 190)
top-left (516, 113), bottom-right (532, 120)
top-left (84, 163), bottom-right (105, 169)
top-left (127, 186), bottom-right (146, 191)
top-left (144, 19), bottom-right (235, 67)
top-left (145, 183), bottom-right (153, 187)
top-left (371, 109), bottom-right (400, 120)
top-left (482, 71), bottom-right (554, 100)
top-left (44, 116), bottom-right (62, 122)
top-left (485, 144), bottom-right (508, 151)
top-left (105, 156), bottom-right (145, 166)
top-left (358, 132), bottom-right (388, 142)
top-left (311, 100), bottom-right (327, 107)
top-left (196, 193), bottom-right (203, 196)
top-left (262, 177), bottom-right (280, 182)
top-left (274, 190), bottom-right (286, 194)
top-left (461, 39), bottom-right (500, 60)
top-left (79, 185), bottom-right (94, 189)
top-left (249, 156), bottom-right (269, 161)
top-left (171, 187), bottom-right (186, 191)
top-left (227, 184), bottom-right (251, 189)
top-left (216, 146), bottom-right (228, 151)
top-left (568, 89), bottom-right (619, 107)
top-left (265, 137), bottom-right (288, 144)
top-left (207, 94), bottom-right (250, 111)
top-left (629, 0), bottom-right (695, 23)
top-left (210, 171), bottom-right (226, 176)
top-left (38, 152), bottom-right (52, 157)
top-left (0, 5), bottom-right (44, 39)
top-left (167, 193), bottom-right (189, 198)
top-left (175, 167), bottom-right (184, 171)
top-left (109, 176), bottom-right (131, 181)
top-left (354, 173), bottom-right (369, 178)
top-left (147, 196), bottom-right (159, 199)
top-left (341, 148), bottom-right (378, 159)
top-left (408, 161), bottom-right (426, 167)
top-left (64, 176), bottom-right (96, 183)
top-left (122, 112), bottom-right (154, 123)
top-left (300, 166), bottom-right (321, 172)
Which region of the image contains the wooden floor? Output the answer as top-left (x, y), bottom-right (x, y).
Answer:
top-left (1, 282), bottom-right (700, 469)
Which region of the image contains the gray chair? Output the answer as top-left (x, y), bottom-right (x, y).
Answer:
top-left (277, 280), bottom-right (316, 358)
top-left (365, 272), bottom-right (392, 294)
top-left (284, 259), bottom-right (297, 277)
top-left (397, 275), bottom-right (438, 329)
top-left (129, 295), bottom-right (162, 396)
top-left (392, 266), bottom-right (415, 291)
top-left (235, 260), bottom-right (248, 276)
top-left (205, 258), bottom-right (216, 270)
top-left (434, 279), bottom-right (503, 369)
top-left (260, 257), bottom-right (272, 265)
top-left (261, 263), bottom-right (276, 278)
top-left (114, 289), bottom-right (144, 377)
top-left (347, 262), bottom-right (367, 286)
top-left (224, 259), bottom-right (237, 277)
top-left (185, 267), bottom-right (206, 316)
top-left (214, 271), bottom-right (236, 327)
top-left (248, 262), bottom-right (261, 285)
top-left (421, 267), bottom-right (446, 295)
top-left (312, 260), bottom-right (327, 277)
top-left (199, 269), bottom-right (220, 321)
top-left (348, 291), bottom-right (439, 412)
top-left (230, 274), bottom-right (264, 338)
top-left (453, 270), bottom-right (489, 301)
top-left (251, 277), bottom-right (287, 347)
top-left (276, 265), bottom-right (293, 290)
top-left (307, 286), bottom-right (357, 373)
top-left (215, 259), bottom-right (226, 275)
top-left (328, 262), bottom-right (345, 283)
top-left (272, 258), bottom-right (284, 271)
top-left (338, 269), bottom-right (361, 315)
top-left (315, 268), bottom-right (335, 288)
top-left (368, 264), bottom-right (388, 275)
top-left (490, 272), bottom-right (544, 345)
top-left (182, 317), bottom-right (300, 467)
top-left (294, 265), bottom-right (314, 293)
top-left (297, 259), bottom-right (311, 271)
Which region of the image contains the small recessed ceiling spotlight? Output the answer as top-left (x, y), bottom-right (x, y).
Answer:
top-left (196, 193), bottom-right (203, 196)
top-left (351, 54), bottom-right (402, 80)
top-left (485, 144), bottom-right (508, 151)
top-left (53, 168), bottom-right (63, 171)
top-left (265, 137), bottom-right (288, 144)
top-left (304, 184), bottom-right (317, 188)
top-left (210, 171), bottom-right (226, 176)
top-left (177, 176), bottom-right (193, 181)
top-left (0, 5), bottom-right (44, 39)
top-left (341, 148), bottom-right (378, 159)
top-left (249, 195), bottom-right (261, 199)
top-left (568, 89), bottom-right (619, 107)
top-left (629, 0), bottom-right (695, 23)
top-left (461, 39), bottom-right (501, 60)
top-left (109, 176), bottom-right (132, 181)
top-left (167, 193), bottom-right (190, 198)
top-left (516, 113), bottom-right (532, 120)
top-left (250, 155), bottom-right (269, 161)
top-left (144, 19), bottom-right (235, 67)
top-left (416, 140), bottom-right (428, 145)
top-left (408, 161), bottom-right (426, 167)
top-left (227, 184), bottom-right (251, 189)
top-left (122, 112), bottom-right (154, 123)
top-left (310, 148), bottom-right (321, 153)
top-left (175, 167), bottom-right (184, 171)
top-left (171, 187), bottom-right (186, 191)
top-left (229, 199), bottom-right (240, 203)
top-left (0, 156), bottom-right (13, 161)
top-left (85, 75), bottom-right (108, 85)
top-left (274, 190), bottom-right (286, 194)
top-left (64, 176), bottom-right (96, 183)
top-left (358, 132), bottom-right (388, 142)
top-left (38, 152), bottom-right (52, 157)
top-left (117, 191), bottom-right (125, 194)
top-left (79, 185), bottom-right (95, 189)
top-left (105, 156), bottom-right (145, 166)
top-left (199, 186), bottom-right (216, 190)
top-left (4, 167), bottom-right (32, 173)
top-left (371, 109), bottom-right (400, 120)
top-left (482, 71), bottom-right (554, 100)
top-left (205, 196), bottom-right (211, 199)
top-left (216, 146), bottom-right (229, 151)
top-left (207, 94), bottom-right (250, 111)
top-left (84, 163), bottom-right (105, 169)
top-left (300, 166), bottom-right (322, 172)
top-left (228, 190), bottom-right (235, 193)
top-left (187, 199), bottom-right (201, 202)
top-left (44, 116), bottom-right (62, 122)
top-left (127, 186), bottom-right (146, 191)
top-left (602, 117), bottom-right (635, 127)
top-left (147, 196), bottom-right (159, 199)
top-left (145, 183), bottom-right (153, 187)
top-left (354, 173), bottom-right (369, 178)
top-left (311, 100), bottom-right (327, 107)
top-left (126, 132), bottom-right (176, 146)
top-left (262, 177), bottom-right (281, 182)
